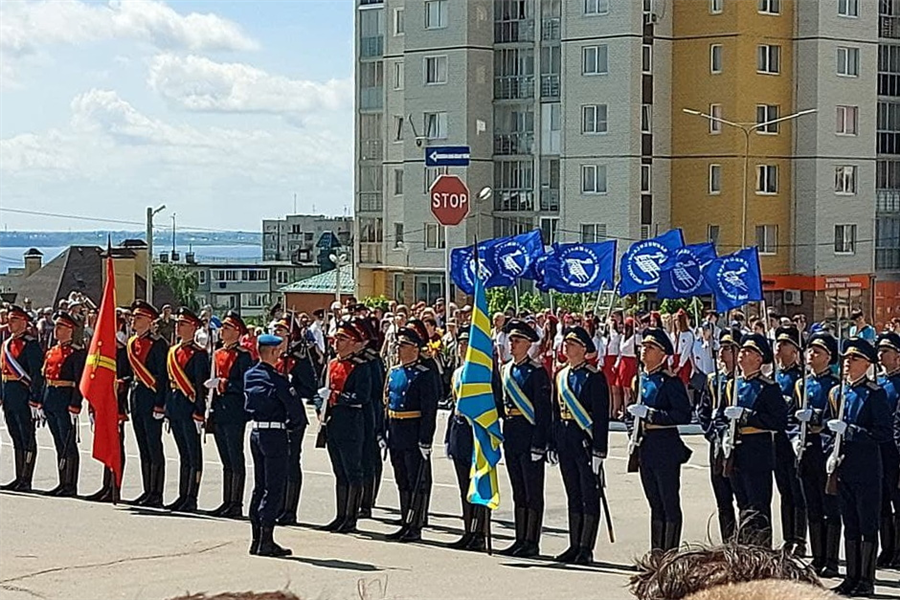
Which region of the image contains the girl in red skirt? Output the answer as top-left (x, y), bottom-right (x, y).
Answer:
top-left (616, 317), bottom-right (638, 411)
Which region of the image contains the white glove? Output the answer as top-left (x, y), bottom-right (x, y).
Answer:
top-left (724, 406), bottom-right (746, 421)
top-left (827, 419), bottom-right (848, 435)
top-left (531, 450), bottom-right (544, 462)
top-left (317, 386), bottom-right (330, 402)
top-left (377, 436), bottom-right (388, 451)
top-left (89, 412), bottom-right (95, 427)
top-left (419, 444), bottom-right (432, 459)
top-left (546, 450), bottom-right (559, 465)
top-left (203, 377), bottom-right (222, 390)
top-left (31, 405), bottom-right (45, 423)
top-left (794, 408), bottom-right (814, 423)
top-left (152, 409), bottom-right (165, 421)
top-left (591, 454), bottom-right (603, 475)
top-left (627, 404), bottom-right (650, 420)
top-left (444, 443), bottom-right (450, 458)
top-left (116, 330), bottom-right (128, 345)
top-left (194, 419), bottom-right (204, 435)
top-left (70, 412), bottom-right (79, 426)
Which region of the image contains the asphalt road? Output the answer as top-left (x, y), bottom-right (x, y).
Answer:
top-left (2, 409), bottom-right (899, 600)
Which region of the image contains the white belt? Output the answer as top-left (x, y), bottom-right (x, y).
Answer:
top-left (252, 421), bottom-right (286, 430)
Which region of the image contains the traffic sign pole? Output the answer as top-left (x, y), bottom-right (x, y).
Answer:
top-left (429, 174), bottom-right (470, 312)
top-left (445, 225), bottom-right (451, 318)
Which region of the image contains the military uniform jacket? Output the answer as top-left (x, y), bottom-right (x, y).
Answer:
top-left (552, 362), bottom-right (610, 456)
top-left (283, 341), bottom-right (318, 400)
top-left (40, 341), bottom-right (86, 412)
top-left (776, 364), bottom-right (803, 428)
top-left (115, 344), bottom-right (130, 421)
top-left (124, 332), bottom-right (169, 411)
top-left (386, 359), bottom-right (440, 451)
top-left (1, 333), bottom-right (44, 407)
top-left (630, 368), bottom-right (692, 465)
top-left (325, 352), bottom-right (372, 442)
top-left (791, 370), bottom-right (839, 453)
top-left (275, 355), bottom-right (311, 430)
top-left (211, 344), bottom-right (253, 425)
top-left (500, 358), bottom-right (552, 455)
top-left (445, 365), bottom-right (474, 464)
top-left (244, 361), bottom-right (304, 430)
top-left (697, 369), bottom-right (734, 444)
top-left (830, 378), bottom-right (891, 485)
top-left (714, 373), bottom-right (788, 456)
top-left (165, 342), bottom-right (210, 421)
top-left (362, 348), bottom-right (387, 438)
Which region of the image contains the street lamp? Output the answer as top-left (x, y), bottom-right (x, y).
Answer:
top-left (681, 108), bottom-right (816, 247)
top-left (146, 204), bottom-right (166, 305)
top-left (329, 252), bottom-right (349, 304)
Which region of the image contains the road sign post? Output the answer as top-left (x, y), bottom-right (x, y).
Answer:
top-left (430, 174), bottom-right (470, 312)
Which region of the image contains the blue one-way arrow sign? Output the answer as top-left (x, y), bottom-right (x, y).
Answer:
top-left (425, 145), bottom-right (471, 167)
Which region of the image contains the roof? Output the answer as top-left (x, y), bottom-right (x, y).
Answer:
top-left (280, 264), bottom-right (354, 294)
top-left (13, 246), bottom-right (104, 308)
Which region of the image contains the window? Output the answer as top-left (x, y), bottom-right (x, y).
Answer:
top-left (393, 115), bottom-right (404, 141)
top-left (581, 223), bottom-right (608, 243)
top-left (581, 164), bottom-right (608, 194)
top-left (425, 0), bottom-right (447, 29)
top-left (836, 105), bottom-right (858, 135)
top-left (424, 56), bottom-right (447, 84)
top-left (837, 46), bottom-right (860, 77)
top-left (197, 270), bottom-right (207, 285)
top-left (710, 44), bottom-right (723, 73)
top-left (641, 164), bottom-right (651, 193)
top-left (756, 225), bottom-right (778, 254)
top-left (414, 274), bottom-right (445, 305)
top-left (393, 61), bottom-right (404, 90)
top-left (358, 217), bottom-right (384, 243)
top-left (242, 293), bottom-right (271, 308)
top-left (758, 0), bottom-right (780, 14)
top-left (582, 104), bottom-right (608, 134)
top-left (394, 223), bottom-right (404, 247)
top-left (834, 224), bottom-right (857, 254)
top-left (394, 168), bottom-right (403, 195)
top-left (757, 45), bottom-right (781, 74)
top-left (540, 217), bottom-right (559, 246)
top-left (709, 164), bottom-right (722, 194)
top-left (584, 0), bottom-right (609, 15)
top-left (756, 104), bottom-right (780, 133)
top-left (582, 45), bottom-right (608, 75)
top-left (642, 44), bottom-right (652, 74)
top-left (834, 165), bottom-right (857, 194)
top-left (641, 104), bottom-right (652, 133)
top-left (838, 0), bottom-right (858, 17)
top-left (276, 270), bottom-right (289, 285)
top-left (424, 111), bottom-right (448, 139)
top-left (394, 7), bottom-right (405, 35)
top-left (756, 165), bottom-right (778, 194)
top-left (708, 225), bottom-right (720, 245)
top-left (709, 103), bottom-right (723, 133)
top-left (710, 0), bottom-right (723, 13)
top-left (423, 166), bottom-right (448, 192)
top-left (424, 223), bottom-right (446, 249)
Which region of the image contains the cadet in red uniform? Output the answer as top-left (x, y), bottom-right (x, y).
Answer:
top-left (164, 308), bottom-right (210, 512)
top-left (1, 305), bottom-right (44, 492)
top-left (207, 311), bottom-right (254, 518)
top-left (39, 311), bottom-right (86, 496)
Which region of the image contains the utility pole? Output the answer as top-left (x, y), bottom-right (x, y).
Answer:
top-left (146, 205), bottom-right (166, 304)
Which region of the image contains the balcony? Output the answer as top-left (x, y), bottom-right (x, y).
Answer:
top-left (493, 189), bottom-right (534, 212)
top-left (540, 189), bottom-right (560, 212)
top-left (881, 15), bottom-right (900, 39)
top-left (878, 190), bottom-right (900, 213)
top-left (357, 192), bottom-right (383, 213)
top-left (494, 132), bottom-right (535, 156)
top-left (540, 74), bottom-right (560, 99)
top-left (541, 18), bottom-right (560, 41)
top-left (359, 86), bottom-right (383, 110)
top-left (877, 248), bottom-right (900, 270)
top-left (494, 75), bottom-right (535, 100)
top-left (360, 35), bottom-right (384, 58)
top-left (360, 138), bottom-right (383, 161)
top-left (495, 19), bottom-right (534, 43)
top-left (359, 243), bottom-right (383, 265)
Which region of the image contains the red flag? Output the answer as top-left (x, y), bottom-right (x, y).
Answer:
top-left (79, 253), bottom-right (122, 487)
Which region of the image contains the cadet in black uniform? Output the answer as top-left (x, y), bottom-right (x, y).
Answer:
top-left (385, 326), bottom-right (441, 543)
top-left (164, 308), bottom-right (210, 513)
top-left (0, 305), bottom-right (44, 492)
top-left (321, 318), bottom-right (373, 534)
top-left (499, 319), bottom-right (551, 558)
top-left (717, 333), bottom-right (788, 548)
top-left (246, 334), bottom-right (305, 557)
top-left (696, 328), bottom-right (740, 542)
top-left (773, 325), bottom-right (808, 555)
top-left (876, 332), bottom-right (900, 568)
top-left (553, 326), bottom-right (609, 565)
top-left (124, 300), bottom-right (169, 507)
top-left (828, 338), bottom-right (892, 597)
top-left (627, 327), bottom-right (693, 553)
top-left (39, 311), bottom-right (86, 496)
top-left (207, 311), bottom-right (254, 518)
top-left (793, 331), bottom-right (841, 577)
top-left (353, 317), bottom-right (386, 520)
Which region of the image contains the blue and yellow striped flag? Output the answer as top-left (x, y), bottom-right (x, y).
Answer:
top-left (456, 246), bottom-right (504, 509)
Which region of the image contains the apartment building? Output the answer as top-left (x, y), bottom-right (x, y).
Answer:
top-left (262, 214), bottom-right (353, 263)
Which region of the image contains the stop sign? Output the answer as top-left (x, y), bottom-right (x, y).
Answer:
top-left (429, 174), bottom-right (470, 226)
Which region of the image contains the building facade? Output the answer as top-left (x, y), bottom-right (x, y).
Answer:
top-left (262, 214), bottom-right (353, 263)
top-left (188, 261), bottom-right (317, 318)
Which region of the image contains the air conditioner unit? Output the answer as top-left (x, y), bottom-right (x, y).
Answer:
top-left (784, 289), bottom-right (802, 306)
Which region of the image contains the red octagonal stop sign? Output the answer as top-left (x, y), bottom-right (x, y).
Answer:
top-left (429, 174), bottom-right (470, 226)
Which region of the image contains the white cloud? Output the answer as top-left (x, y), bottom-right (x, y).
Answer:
top-left (148, 54), bottom-right (352, 116)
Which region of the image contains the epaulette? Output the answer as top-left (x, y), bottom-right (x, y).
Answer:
top-left (72, 343), bottom-right (85, 351)
top-left (22, 334), bottom-right (36, 342)
top-left (234, 345), bottom-right (249, 353)
top-left (866, 380), bottom-right (881, 392)
top-left (584, 364), bottom-right (598, 373)
top-left (149, 333), bottom-right (162, 341)
top-left (759, 375), bottom-right (775, 385)
top-left (351, 354), bottom-right (366, 365)
top-left (528, 358), bottom-right (543, 369)
top-left (191, 342), bottom-right (205, 351)
top-left (415, 363), bottom-right (430, 373)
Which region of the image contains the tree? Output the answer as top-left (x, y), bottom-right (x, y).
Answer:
top-left (152, 263), bottom-right (199, 311)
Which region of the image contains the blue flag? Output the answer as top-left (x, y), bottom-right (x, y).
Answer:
top-left (702, 246), bottom-right (764, 312)
top-left (530, 250), bottom-right (553, 292)
top-left (619, 229), bottom-right (685, 296)
top-left (542, 240), bottom-right (617, 293)
top-left (657, 242), bottom-right (718, 299)
top-left (450, 230), bottom-right (544, 295)
top-left (450, 239), bottom-right (498, 296)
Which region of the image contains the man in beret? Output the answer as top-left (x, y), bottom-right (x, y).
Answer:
top-left (553, 326), bottom-right (610, 564)
top-left (827, 338), bottom-right (891, 596)
top-left (164, 307), bottom-right (211, 512)
top-left (793, 331), bottom-right (841, 577)
top-left (205, 311), bottom-right (254, 518)
top-left (879, 332), bottom-right (900, 568)
top-left (0, 305), bottom-right (44, 492)
top-left (716, 333), bottom-right (788, 548)
top-left (627, 327), bottom-right (693, 553)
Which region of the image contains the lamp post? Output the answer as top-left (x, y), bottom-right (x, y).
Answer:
top-left (329, 252), bottom-right (349, 305)
top-left (681, 108), bottom-right (816, 247)
top-left (145, 204), bottom-right (166, 304)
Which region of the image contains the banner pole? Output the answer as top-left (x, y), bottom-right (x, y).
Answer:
top-left (513, 284), bottom-right (520, 314)
top-left (445, 225), bottom-right (452, 317)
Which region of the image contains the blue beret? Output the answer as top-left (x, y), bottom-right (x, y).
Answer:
top-left (563, 326), bottom-right (596, 354)
top-left (842, 337), bottom-right (877, 363)
top-left (641, 327), bottom-right (674, 356)
top-left (258, 334), bottom-right (284, 347)
top-left (808, 331), bottom-right (838, 365)
top-left (878, 332), bottom-right (900, 354)
top-left (741, 333), bottom-right (773, 365)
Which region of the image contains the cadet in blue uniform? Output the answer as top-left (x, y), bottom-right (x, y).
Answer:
top-left (164, 308), bottom-right (210, 513)
top-left (793, 331), bottom-right (841, 577)
top-left (385, 326), bottom-right (441, 543)
top-left (320, 318), bottom-right (373, 534)
top-left (773, 325), bottom-right (808, 555)
top-left (627, 327), bottom-right (693, 553)
top-left (553, 326), bottom-right (609, 565)
top-left (877, 332), bottom-right (900, 568)
top-left (828, 338), bottom-right (892, 597)
top-left (353, 317), bottom-right (386, 521)
top-left (207, 311), bottom-right (254, 518)
top-left (499, 319), bottom-right (552, 557)
top-left (0, 305), bottom-right (44, 492)
top-left (717, 333), bottom-right (788, 548)
top-left (697, 329), bottom-right (740, 542)
top-left (39, 312), bottom-right (86, 496)
top-left (246, 334), bottom-right (304, 557)
top-left (123, 300), bottom-right (169, 507)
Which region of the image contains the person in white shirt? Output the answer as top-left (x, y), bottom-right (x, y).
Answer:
top-left (616, 317), bottom-right (638, 414)
top-left (492, 312), bottom-right (511, 364)
top-left (671, 309), bottom-right (695, 389)
top-left (606, 318), bottom-right (623, 419)
top-left (692, 323), bottom-right (716, 381)
top-left (308, 308), bottom-right (327, 355)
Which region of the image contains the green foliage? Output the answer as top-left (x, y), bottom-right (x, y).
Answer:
top-left (486, 288), bottom-right (514, 315)
top-left (659, 297), bottom-right (706, 317)
top-left (152, 263), bottom-right (199, 311)
top-left (362, 294), bottom-right (390, 311)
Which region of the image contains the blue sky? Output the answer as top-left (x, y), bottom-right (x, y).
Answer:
top-left (0, 0), bottom-right (354, 231)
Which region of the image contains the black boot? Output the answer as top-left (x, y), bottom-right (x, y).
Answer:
top-left (1, 449), bottom-right (25, 490)
top-left (833, 539), bottom-right (860, 596)
top-left (554, 512), bottom-right (583, 563)
top-left (276, 479), bottom-right (300, 525)
top-left (398, 491), bottom-right (428, 543)
top-left (321, 484), bottom-right (348, 531)
top-left (878, 514), bottom-right (895, 568)
top-left (851, 539), bottom-right (877, 597)
top-left (448, 500), bottom-right (474, 549)
top-left (465, 505), bottom-right (487, 552)
top-left (663, 520), bottom-right (682, 552)
top-left (178, 469), bottom-right (201, 513)
top-left (222, 472), bottom-right (245, 519)
top-left (336, 485), bottom-right (362, 533)
top-left (781, 505), bottom-right (796, 555)
top-left (15, 449), bottom-right (36, 492)
top-left (500, 507), bottom-right (528, 556)
top-left (210, 470), bottom-right (233, 516)
top-left (249, 521), bottom-right (261, 555)
top-left (891, 516), bottom-right (900, 569)
top-left (143, 462), bottom-right (165, 508)
top-left (47, 463), bottom-right (67, 496)
top-left (574, 514), bottom-right (600, 565)
top-left (792, 503), bottom-right (808, 557)
top-left (58, 452), bottom-right (79, 497)
top-left (821, 522), bottom-right (842, 578)
top-left (387, 491), bottom-right (412, 540)
top-left (257, 526), bottom-right (291, 557)
top-left (165, 464), bottom-right (190, 510)
top-left (359, 478), bottom-right (375, 519)
top-left (808, 521), bottom-right (826, 573)
top-left (718, 507), bottom-right (736, 543)
top-left (650, 519), bottom-right (665, 552)
top-left (514, 508), bottom-right (543, 558)
top-left (131, 462), bottom-right (152, 505)
top-left (85, 468), bottom-right (114, 502)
